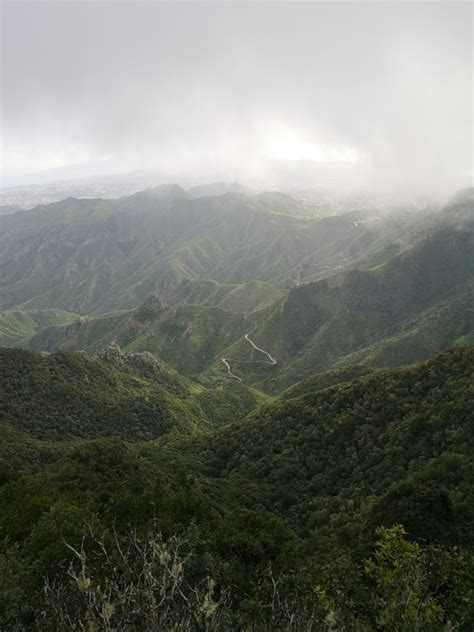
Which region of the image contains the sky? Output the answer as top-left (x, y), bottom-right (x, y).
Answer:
top-left (1, 1), bottom-right (472, 194)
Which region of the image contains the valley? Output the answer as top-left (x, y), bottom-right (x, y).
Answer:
top-left (7, 185), bottom-right (470, 396)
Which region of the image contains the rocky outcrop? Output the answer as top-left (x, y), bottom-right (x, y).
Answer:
top-left (97, 342), bottom-right (125, 363)
top-left (135, 294), bottom-right (167, 321)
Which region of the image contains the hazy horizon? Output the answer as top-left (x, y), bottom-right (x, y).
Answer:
top-left (1, 1), bottom-right (472, 196)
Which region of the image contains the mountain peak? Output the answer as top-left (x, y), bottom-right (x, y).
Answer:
top-left (135, 294), bottom-right (167, 321)
top-left (145, 184), bottom-right (188, 197)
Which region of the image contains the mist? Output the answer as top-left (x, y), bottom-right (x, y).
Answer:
top-left (1, 1), bottom-right (472, 196)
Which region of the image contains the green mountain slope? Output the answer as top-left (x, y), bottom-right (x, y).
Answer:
top-left (0, 187), bottom-right (390, 315)
top-left (26, 219), bottom-right (474, 392)
top-left (223, 207), bottom-right (474, 391)
top-left (170, 278), bottom-right (284, 314)
top-left (2, 187), bottom-right (473, 398)
top-left (1, 349), bottom-right (473, 630)
top-left (0, 188), bottom-right (473, 629)
top-left (281, 364), bottom-right (374, 399)
top-left (0, 347), bottom-right (260, 448)
top-left (194, 348), bottom-right (474, 544)
top-left (0, 309), bottom-right (76, 347)
top-left (29, 296), bottom-right (249, 380)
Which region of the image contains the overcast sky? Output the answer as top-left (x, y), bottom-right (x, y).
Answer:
top-left (1, 1), bottom-right (472, 194)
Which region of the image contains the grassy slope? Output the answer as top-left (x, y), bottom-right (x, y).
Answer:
top-left (171, 278), bottom-right (285, 314)
top-left (0, 309), bottom-right (77, 347)
top-left (27, 253), bottom-right (474, 393)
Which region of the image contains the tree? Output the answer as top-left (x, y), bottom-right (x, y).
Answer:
top-left (365, 525), bottom-right (444, 631)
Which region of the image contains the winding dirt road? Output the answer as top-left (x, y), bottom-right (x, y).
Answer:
top-left (221, 357), bottom-right (242, 382)
top-left (221, 331), bottom-right (277, 382)
top-left (244, 333), bottom-right (277, 365)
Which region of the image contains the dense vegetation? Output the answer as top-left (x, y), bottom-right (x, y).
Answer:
top-left (0, 347), bottom-right (259, 448)
top-left (203, 348), bottom-right (474, 543)
top-left (29, 298), bottom-right (250, 380)
top-left (0, 348), bottom-right (473, 629)
top-left (0, 186), bottom-right (473, 629)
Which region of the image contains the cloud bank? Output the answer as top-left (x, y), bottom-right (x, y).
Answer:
top-left (1, 1), bottom-right (472, 194)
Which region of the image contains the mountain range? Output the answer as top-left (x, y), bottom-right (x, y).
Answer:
top-left (1, 182), bottom-right (473, 629)
top-left (0, 184), bottom-right (469, 395)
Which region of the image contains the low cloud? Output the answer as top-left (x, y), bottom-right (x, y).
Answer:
top-left (1, 1), bottom-right (472, 195)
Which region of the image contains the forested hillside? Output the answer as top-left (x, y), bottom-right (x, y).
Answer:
top-left (0, 346), bottom-right (259, 452)
top-left (29, 296), bottom-right (249, 380)
top-left (200, 348), bottom-right (474, 542)
top-left (1, 349), bottom-right (473, 629)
